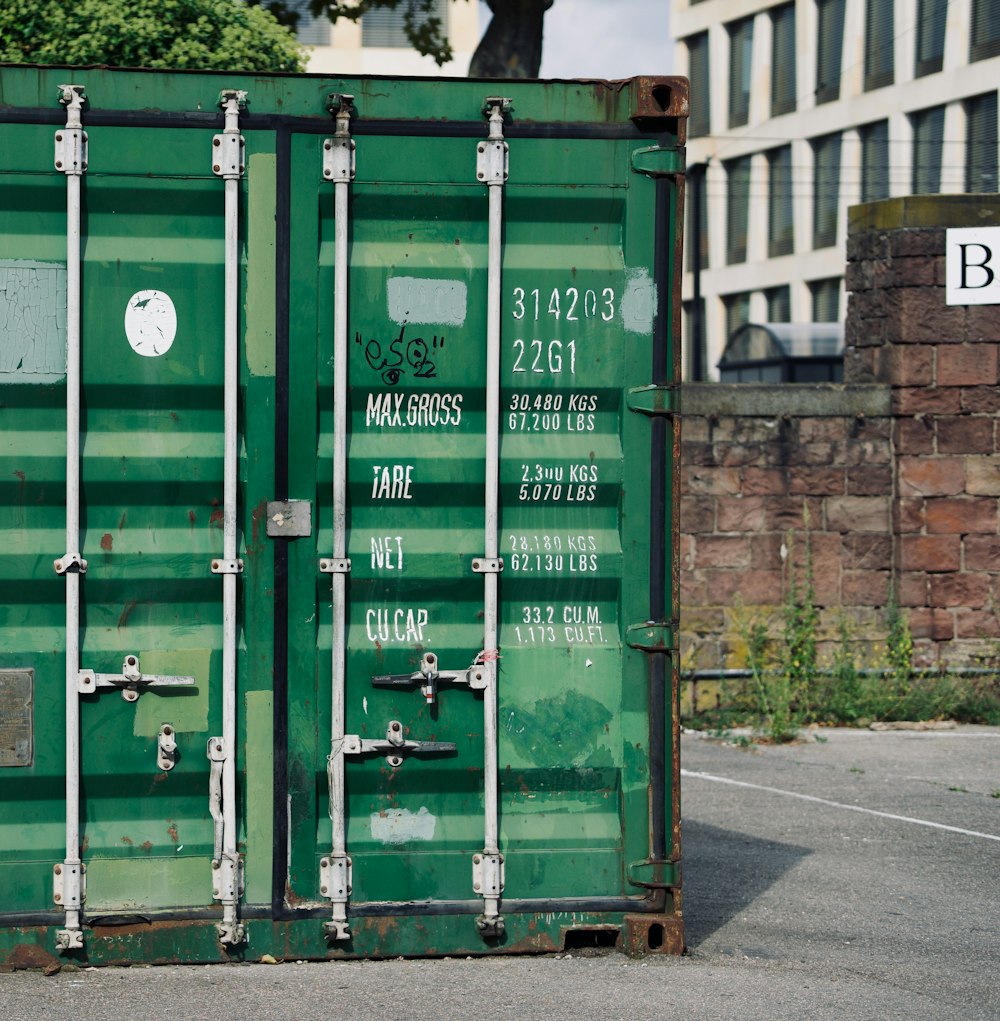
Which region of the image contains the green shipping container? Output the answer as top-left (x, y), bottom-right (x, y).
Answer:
top-left (0, 64), bottom-right (685, 966)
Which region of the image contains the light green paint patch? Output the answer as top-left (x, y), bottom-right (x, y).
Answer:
top-left (86, 856), bottom-right (209, 910)
top-left (245, 152), bottom-right (276, 377)
top-left (0, 260), bottom-right (66, 383)
top-left (622, 268), bottom-right (657, 333)
top-left (243, 690), bottom-right (273, 903)
top-left (132, 649), bottom-right (210, 737)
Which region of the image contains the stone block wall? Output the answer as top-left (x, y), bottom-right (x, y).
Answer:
top-left (680, 386), bottom-right (893, 671)
top-left (680, 196), bottom-right (1000, 672)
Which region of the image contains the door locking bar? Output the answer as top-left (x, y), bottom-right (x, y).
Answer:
top-left (473, 95), bottom-right (512, 941)
top-left (339, 720), bottom-right (457, 769)
top-left (54, 82), bottom-right (88, 953)
top-left (78, 654), bottom-right (195, 702)
top-left (211, 87), bottom-right (248, 949)
top-left (371, 652), bottom-right (487, 705)
top-left (320, 92), bottom-right (356, 944)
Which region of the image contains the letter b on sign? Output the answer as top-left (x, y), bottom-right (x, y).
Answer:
top-left (947, 228), bottom-right (1000, 305)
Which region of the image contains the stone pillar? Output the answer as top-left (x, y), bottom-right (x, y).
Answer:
top-left (846, 196), bottom-right (1000, 663)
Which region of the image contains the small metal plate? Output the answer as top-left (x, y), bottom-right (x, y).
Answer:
top-left (0, 668), bottom-right (33, 767)
top-left (266, 500), bottom-right (312, 538)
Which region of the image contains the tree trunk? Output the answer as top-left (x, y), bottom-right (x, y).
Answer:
top-left (468, 0), bottom-right (553, 79)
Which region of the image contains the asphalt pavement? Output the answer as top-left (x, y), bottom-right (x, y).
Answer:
top-left (4, 725), bottom-right (999, 1020)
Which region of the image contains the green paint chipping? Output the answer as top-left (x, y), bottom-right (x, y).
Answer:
top-left (502, 692), bottom-right (613, 768)
top-left (132, 650), bottom-right (210, 737)
top-left (245, 152), bottom-right (276, 377)
top-left (243, 690), bottom-right (273, 903)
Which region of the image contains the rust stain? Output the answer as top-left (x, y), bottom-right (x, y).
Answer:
top-left (360, 915), bottom-right (401, 941)
top-left (13, 469), bottom-right (25, 482)
top-left (90, 918), bottom-right (198, 939)
top-left (209, 508), bottom-right (224, 528)
top-left (167, 823), bottom-right (179, 843)
top-left (118, 511), bottom-right (127, 531)
top-left (3, 943), bottom-right (61, 972)
top-left (284, 879), bottom-right (310, 908)
top-left (100, 533), bottom-right (113, 552)
top-left (188, 510), bottom-right (196, 529)
top-left (141, 841), bottom-right (153, 852)
top-left (117, 600), bottom-right (138, 630)
top-left (249, 499), bottom-right (267, 552)
top-left (121, 836), bottom-right (134, 846)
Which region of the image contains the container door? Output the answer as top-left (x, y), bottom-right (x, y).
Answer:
top-left (0, 112), bottom-right (246, 931)
top-left (282, 102), bottom-right (674, 950)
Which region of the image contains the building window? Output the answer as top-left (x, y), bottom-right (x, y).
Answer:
top-left (723, 292), bottom-right (752, 341)
top-left (911, 105), bottom-right (946, 193)
top-left (684, 299), bottom-right (707, 381)
top-left (810, 278), bottom-right (841, 322)
top-left (915, 0), bottom-right (947, 77)
top-left (967, 92), bottom-right (999, 192)
top-left (864, 0), bottom-right (894, 90)
top-left (728, 17), bottom-right (754, 128)
top-left (726, 155), bottom-right (752, 264)
top-left (860, 120), bottom-right (890, 202)
top-left (812, 133), bottom-right (842, 249)
top-left (362, 0), bottom-right (448, 48)
top-left (971, 0), bottom-right (1000, 62)
top-left (687, 166), bottom-right (709, 270)
top-left (687, 32), bottom-right (711, 137)
top-left (765, 286), bottom-right (791, 322)
top-left (768, 146), bottom-right (794, 257)
top-left (287, 0), bottom-right (331, 45)
top-left (770, 4), bottom-right (797, 117)
top-left (816, 0), bottom-right (846, 103)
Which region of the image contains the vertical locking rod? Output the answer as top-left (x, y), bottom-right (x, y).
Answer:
top-left (54, 83), bottom-right (88, 953)
top-left (211, 89), bottom-right (247, 947)
top-left (321, 94), bottom-right (356, 942)
top-left (475, 97), bottom-right (511, 938)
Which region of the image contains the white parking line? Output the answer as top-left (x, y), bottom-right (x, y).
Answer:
top-left (681, 769), bottom-right (1000, 843)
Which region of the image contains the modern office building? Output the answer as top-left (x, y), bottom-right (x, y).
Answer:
top-left (673, 0), bottom-right (1000, 378)
top-left (288, 0), bottom-right (480, 76)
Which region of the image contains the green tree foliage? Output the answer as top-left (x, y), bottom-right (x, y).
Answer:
top-left (0, 0), bottom-right (305, 72)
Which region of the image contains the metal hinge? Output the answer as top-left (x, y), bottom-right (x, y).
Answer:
top-left (53, 862), bottom-right (86, 910)
top-left (627, 859), bottom-right (679, 890)
top-left (627, 384), bottom-right (680, 417)
top-left (631, 146), bottom-right (684, 178)
top-left (625, 622), bottom-right (677, 653)
top-left (472, 853), bottom-right (504, 898)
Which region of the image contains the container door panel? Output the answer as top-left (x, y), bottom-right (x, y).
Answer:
top-left (0, 122), bottom-right (229, 914)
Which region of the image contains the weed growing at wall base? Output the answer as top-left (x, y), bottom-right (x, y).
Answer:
top-left (684, 522), bottom-right (1000, 736)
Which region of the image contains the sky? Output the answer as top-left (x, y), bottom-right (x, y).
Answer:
top-left (478, 0), bottom-right (673, 79)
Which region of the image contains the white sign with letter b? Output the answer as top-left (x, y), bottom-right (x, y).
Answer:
top-left (946, 227), bottom-right (1000, 305)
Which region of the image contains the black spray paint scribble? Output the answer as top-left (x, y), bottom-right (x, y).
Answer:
top-left (355, 323), bottom-right (442, 386)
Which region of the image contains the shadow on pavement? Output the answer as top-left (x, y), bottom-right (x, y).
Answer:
top-left (681, 819), bottom-right (811, 948)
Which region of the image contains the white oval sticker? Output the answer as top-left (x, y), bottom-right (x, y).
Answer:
top-left (124, 290), bottom-right (177, 357)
